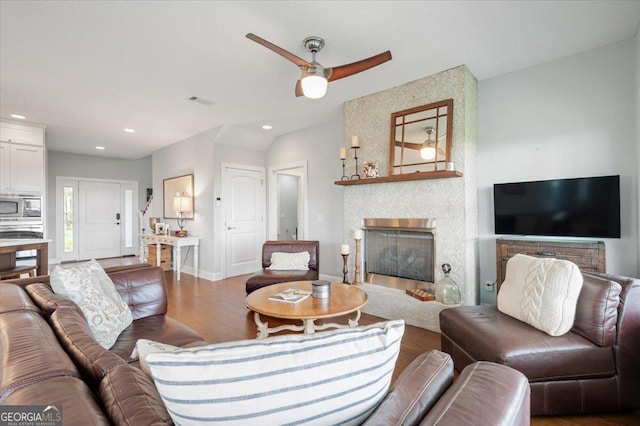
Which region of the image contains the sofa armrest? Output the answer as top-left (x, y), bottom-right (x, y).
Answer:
top-left (49, 308), bottom-right (126, 382)
top-left (363, 350), bottom-right (453, 426)
top-left (421, 361), bottom-right (530, 426)
top-left (99, 363), bottom-right (172, 425)
top-left (109, 266), bottom-right (168, 320)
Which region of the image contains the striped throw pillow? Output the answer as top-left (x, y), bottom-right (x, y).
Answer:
top-left (143, 320), bottom-right (404, 425)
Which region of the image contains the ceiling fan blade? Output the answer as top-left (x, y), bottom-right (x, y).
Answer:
top-left (395, 141), bottom-right (422, 150)
top-left (326, 50), bottom-right (392, 82)
top-left (295, 80), bottom-right (304, 97)
top-left (246, 33), bottom-right (312, 67)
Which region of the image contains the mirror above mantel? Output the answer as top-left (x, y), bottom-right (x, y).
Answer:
top-left (389, 99), bottom-right (453, 175)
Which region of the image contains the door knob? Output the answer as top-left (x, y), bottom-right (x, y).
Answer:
top-left (227, 226), bottom-right (237, 230)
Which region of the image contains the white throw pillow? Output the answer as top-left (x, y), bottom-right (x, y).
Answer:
top-left (497, 254), bottom-right (583, 336)
top-left (50, 260), bottom-right (133, 349)
top-left (142, 320), bottom-right (405, 425)
top-left (266, 251), bottom-right (310, 270)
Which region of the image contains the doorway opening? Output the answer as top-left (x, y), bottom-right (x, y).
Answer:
top-left (268, 161), bottom-right (307, 241)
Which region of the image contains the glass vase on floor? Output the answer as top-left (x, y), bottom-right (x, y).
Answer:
top-left (435, 263), bottom-right (461, 305)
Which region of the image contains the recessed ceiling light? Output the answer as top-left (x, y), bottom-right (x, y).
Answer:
top-left (10, 114), bottom-right (26, 120)
top-left (262, 124), bottom-right (273, 130)
top-left (96, 146), bottom-right (105, 150)
top-left (124, 128), bottom-right (135, 133)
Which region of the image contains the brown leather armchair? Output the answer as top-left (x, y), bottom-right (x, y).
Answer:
top-left (440, 272), bottom-right (640, 416)
top-left (245, 240), bottom-right (319, 294)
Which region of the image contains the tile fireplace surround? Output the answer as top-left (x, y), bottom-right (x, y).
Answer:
top-left (342, 65), bottom-right (479, 309)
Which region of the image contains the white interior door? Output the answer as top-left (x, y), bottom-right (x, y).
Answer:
top-left (79, 181), bottom-right (121, 260)
top-left (223, 164), bottom-right (266, 277)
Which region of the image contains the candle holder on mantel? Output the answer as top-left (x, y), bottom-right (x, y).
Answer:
top-left (350, 147), bottom-right (361, 180)
top-left (341, 254), bottom-right (349, 283)
top-left (340, 159), bottom-right (348, 181)
top-left (353, 239), bottom-right (362, 285)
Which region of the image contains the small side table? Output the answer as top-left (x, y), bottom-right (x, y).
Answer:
top-left (139, 234), bottom-right (200, 281)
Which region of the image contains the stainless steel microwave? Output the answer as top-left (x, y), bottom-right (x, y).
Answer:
top-left (0, 194), bottom-right (43, 221)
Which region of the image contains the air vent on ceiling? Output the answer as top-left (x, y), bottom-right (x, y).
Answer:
top-left (188, 96), bottom-right (215, 106)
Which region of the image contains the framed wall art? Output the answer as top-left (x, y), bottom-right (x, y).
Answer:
top-left (163, 174), bottom-right (194, 219)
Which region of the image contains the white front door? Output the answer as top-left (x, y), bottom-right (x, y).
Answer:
top-left (78, 181), bottom-right (121, 260)
top-left (223, 164), bottom-right (266, 277)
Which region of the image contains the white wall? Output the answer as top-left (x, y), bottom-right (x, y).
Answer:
top-left (150, 119), bottom-right (344, 281)
top-left (212, 141), bottom-right (266, 279)
top-left (151, 128), bottom-right (216, 279)
top-left (47, 151), bottom-right (152, 259)
top-left (478, 38), bottom-right (639, 303)
top-left (266, 120), bottom-right (345, 278)
top-left (636, 28), bottom-right (640, 275)
top-left (150, 126), bottom-right (267, 281)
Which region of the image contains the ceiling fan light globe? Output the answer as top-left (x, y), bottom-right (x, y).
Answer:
top-left (301, 75), bottom-right (327, 99)
top-left (420, 146), bottom-right (436, 160)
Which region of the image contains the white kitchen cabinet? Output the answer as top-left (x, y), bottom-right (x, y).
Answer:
top-left (0, 142), bottom-right (10, 192)
top-left (0, 121), bottom-right (45, 146)
top-left (9, 144), bottom-right (45, 192)
top-left (0, 120), bottom-right (46, 193)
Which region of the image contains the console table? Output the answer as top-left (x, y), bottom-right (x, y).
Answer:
top-left (139, 234), bottom-right (200, 281)
top-left (496, 238), bottom-right (605, 292)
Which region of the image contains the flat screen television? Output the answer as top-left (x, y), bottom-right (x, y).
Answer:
top-left (493, 175), bottom-right (620, 238)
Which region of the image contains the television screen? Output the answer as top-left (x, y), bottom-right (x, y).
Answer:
top-left (493, 175), bottom-right (620, 238)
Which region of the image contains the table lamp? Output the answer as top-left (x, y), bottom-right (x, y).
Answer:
top-left (173, 193), bottom-right (193, 237)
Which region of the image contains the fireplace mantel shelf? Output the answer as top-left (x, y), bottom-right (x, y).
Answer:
top-left (335, 170), bottom-right (463, 186)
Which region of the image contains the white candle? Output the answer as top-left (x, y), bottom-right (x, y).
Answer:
top-left (339, 147), bottom-right (346, 160)
top-left (351, 136), bottom-right (360, 148)
top-left (353, 229), bottom-right (363, 240)
top-left (340, 244), bottom-right (349, 255)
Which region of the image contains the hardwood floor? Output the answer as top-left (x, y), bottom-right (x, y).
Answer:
top-left (155, 267), bottom-right (639, 425)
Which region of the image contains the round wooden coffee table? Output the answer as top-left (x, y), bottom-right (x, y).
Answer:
top-left (245, 281), bottom-right (368, 338)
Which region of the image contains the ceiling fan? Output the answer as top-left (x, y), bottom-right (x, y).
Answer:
top-left (246, 33), bottom-right (392, 99)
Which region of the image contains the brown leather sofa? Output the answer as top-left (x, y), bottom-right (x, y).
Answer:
top-left (440, 272), bottom-right (640, 416)
top-left (0, 264), bottom-right (206, 425)
top-left (1, 262), bottom-right (531, 425)
top-left (246, 240), bottom-right (319, 294)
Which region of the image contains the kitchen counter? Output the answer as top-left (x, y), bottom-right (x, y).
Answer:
top-left (0, 238), bottom-right (51, 247)
top-left (0, 239), bottom-right (50, 276)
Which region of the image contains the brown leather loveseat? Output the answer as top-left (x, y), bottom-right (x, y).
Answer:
top-left (440, 272), bottom-right (640, 416)
top-left (246, 240), bottom-right (319, 294)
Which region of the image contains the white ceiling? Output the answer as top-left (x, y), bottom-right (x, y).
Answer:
top-left (1, 1), bottom-right (639, 160)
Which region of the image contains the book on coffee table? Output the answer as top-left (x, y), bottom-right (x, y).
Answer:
top-left (269, 288), bottom-right (312, 303)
